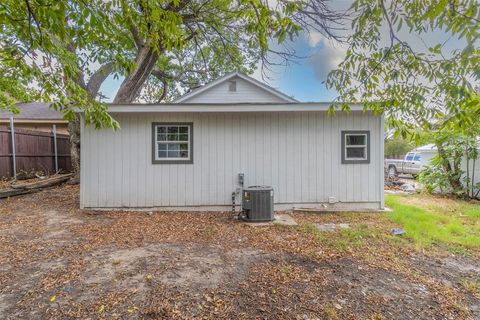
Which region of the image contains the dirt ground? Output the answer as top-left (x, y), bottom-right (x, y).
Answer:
top-left (0, 185), bottom-right (479, 319)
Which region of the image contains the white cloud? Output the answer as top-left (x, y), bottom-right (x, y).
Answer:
top-left (309, 42), bottom-right (347, 82)
top-left (307, 32), bottom-right (324, 48)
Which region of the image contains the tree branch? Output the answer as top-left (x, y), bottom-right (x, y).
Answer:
top-left (150, 69), bottom-right (168, 102)
top-left (65, 43), bottom-right (87, 90)
top-left (152, 68), bottom-right (205, 91)
top-left (157, 77), bottom-right (168, 102)
top-left (24, 0), bottom-right (43, 45)
top-left (86, 62), bottom-right (115, 97)
top-left (127, 16), bottom-right (143, 49)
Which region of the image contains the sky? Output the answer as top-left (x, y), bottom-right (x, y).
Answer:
top-left (249, 0), bottom-right (353, 102)
top-left (99, 0), bottom-right (466, 103)
top-left (256, 32), bottom-right (348, 102)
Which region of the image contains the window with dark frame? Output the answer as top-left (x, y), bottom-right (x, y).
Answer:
top-left (341, 131), bottom-right (370, 164)
top-left (152, 123), bottom-right (193, 164)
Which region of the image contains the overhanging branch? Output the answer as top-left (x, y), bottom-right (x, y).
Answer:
top-left (87, 62), bottom-right (115, 97)
top-left (127, 16), bottom-right (144, 49)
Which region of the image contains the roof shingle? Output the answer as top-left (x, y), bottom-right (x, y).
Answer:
top-left (0, 102), bottom-right (63, 120)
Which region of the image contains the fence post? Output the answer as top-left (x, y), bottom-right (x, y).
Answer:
top-left (52, 124), bottom-right (58, 173)
top-left (9, 116), bottom-right (16, 180)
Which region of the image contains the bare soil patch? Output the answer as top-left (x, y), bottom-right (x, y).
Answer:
top-left (0, 185), bottom-right (479, 319)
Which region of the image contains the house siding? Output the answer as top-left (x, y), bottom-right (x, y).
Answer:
top-left (80, 111), bottom-right (384, 210)
top-left (180, 76), bottom-right (288, 103)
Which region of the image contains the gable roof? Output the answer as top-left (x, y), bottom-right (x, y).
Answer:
top-left (0, 102), bottom-right (65, 121)
top-left (174, 72), bottom-right (298, 103)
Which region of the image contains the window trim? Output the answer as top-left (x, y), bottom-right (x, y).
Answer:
top-left (151, 122), bottom-right (194, 164)
top-left (341, 130), bottom-right (370, 164)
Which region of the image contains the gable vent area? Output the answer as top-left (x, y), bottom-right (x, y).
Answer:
top-left (228, 80), bottom-right (237, 92)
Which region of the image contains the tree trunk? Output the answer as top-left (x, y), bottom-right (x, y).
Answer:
top-left (68, 46), bottom-right (159, 183)
top-left (435, 141), bottom-right (463, 192)
top-left (69, 114), bottom-right (81, 184)
top-left (113, 45), bottom-right (159, 103)
top-left (472, 157), bottom-right (476, 198)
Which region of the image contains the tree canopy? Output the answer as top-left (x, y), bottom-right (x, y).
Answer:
top-left (384, 137), bottom-right (413, 159)
top-left (1, 0), bottom-right (340, 127)
top-left (327, 0), bottom-right (480, 138)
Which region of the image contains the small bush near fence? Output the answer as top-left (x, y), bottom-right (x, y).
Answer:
top-left (0, 126), bottom-right (71, 179)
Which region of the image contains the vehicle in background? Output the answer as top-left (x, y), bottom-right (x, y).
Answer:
top-left (384, 144), bottom-right (437, 177)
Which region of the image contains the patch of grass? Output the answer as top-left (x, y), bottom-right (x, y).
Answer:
top-left (323, 305), bottom-right (339, 320)
top-left (298, 223), bottom-right (326, 242)
top-left (461, 205), bottom-right (480, 219)
top-left (279, 264), bottom-right (294, 276)
top-left (297, 222), bottom-right (379, 251)
top-left (200, 225), bottom-right (217, 239)
top-left (410, 195), bottom-right (480, 222)
top-left (385, 195), bottom-right (480, 250)
top-left (273, 223), bottom-right (295, 232)
top-left (338, 224), bottom-right (372, 240)
top-left (459, 278), bottom-right (480, 297)
top-left (297, 222), bottom-right (351, 251)
top-left (334, 224), bottom-right (382, 250)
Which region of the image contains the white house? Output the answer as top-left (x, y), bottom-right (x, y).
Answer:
top-left (80, 72), bottom-right (385, 211)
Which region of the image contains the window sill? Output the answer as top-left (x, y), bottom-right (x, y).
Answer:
top-left (341, 159), bottom-right (370, 164)
top-left (152, 159), bottom-right (194, 164)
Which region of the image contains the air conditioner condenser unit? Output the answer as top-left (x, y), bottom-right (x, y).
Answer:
top-left (241, 186), bottom-right (274, 222)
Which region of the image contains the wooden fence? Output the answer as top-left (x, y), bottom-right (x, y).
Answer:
top-left (0, 125), bottom-right (71, 178)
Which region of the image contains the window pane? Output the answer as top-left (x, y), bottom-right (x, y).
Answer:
top-left (158, 150), bottom-right (167, 158)
top-left (168, 150), bottom-right (180, 158)
top-left (178, 133), bottom-right (188, 141)
top-left (157, 126), bottom-right (166, 134)
top-left (405, 153), bottom-right (414, 161)
top-left (158, 144), bottom-right (167, 151)
top-left (180, 150), bottom-right (189, 158)
top-left (346, 135), bottom-right (365, 145)
top-left (179, 126), bottom-right (188, 134)
top-left (180, 143), bottom-right (188, 151)
top-left (414, 153), bottom-right (421, 161)
top-left (346, 147), bottom-right (365, 159)
top-left (168, 127), bottom-right (179, 134)
top-left (167, 143), bottom-right (179, 151)
top-left (157, 133), bottom-right (166, 141)
top-left (167, 133), bottom-right (178, 141)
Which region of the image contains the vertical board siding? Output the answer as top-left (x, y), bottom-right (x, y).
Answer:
top-left (81, 111), bottom-right (383, 209)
